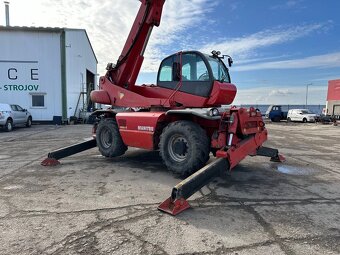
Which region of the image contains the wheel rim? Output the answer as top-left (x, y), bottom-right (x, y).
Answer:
top-left (28, 119), bottom-right (32, 126)
top-left (168, 134), bottom-right (188, 162)
top-left (100, 127), bottom-right (112, 148)
top-left (7, 122), bottom-right (12, 130)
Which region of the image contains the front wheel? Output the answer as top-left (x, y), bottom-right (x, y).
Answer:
top-left (26, 117), bottom-right (32, 127)
top-left (287, 117), bottom-right (291, 122)
top-left (5, 119), bottom-right (13, 132)
top-left (96, 118), bottom-right (127, 157)
top-left (302, 118), bottom-right (307, 123)
top-left (159, 121), bottom-right (210, 176)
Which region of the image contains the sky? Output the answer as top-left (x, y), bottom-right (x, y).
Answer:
top-left (2, 0), bottom-right (340, 105)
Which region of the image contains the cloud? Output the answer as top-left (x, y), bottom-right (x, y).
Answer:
top-left (268, 89), bottom-right (294, 96)
top-left (271, 0), bottom-right (305, 10)
top-left (8, 0), bottom-right (213, 73)
top-left (233, 85), bottom-right (327, 105)
top-left (142, 0), bottom-right (217, 72)
top-left (234, 52), bottom-right (340, 71)
top-left (200, 23), bottom-right (328, 60)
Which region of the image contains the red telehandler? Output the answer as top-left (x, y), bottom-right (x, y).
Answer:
top-left (42, 0), bottom-right (284, 215)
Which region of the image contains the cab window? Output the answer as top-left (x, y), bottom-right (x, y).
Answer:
top-left (159, 57), bottom-right (172, 82)
top-left (157, 52), bottom-right (213, 97)
top-left (181, 53), bottom-right (209, 81)
top-left (207, 57), bottom-right (230, 83)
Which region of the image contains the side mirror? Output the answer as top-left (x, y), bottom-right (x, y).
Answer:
top-left (172, 62), bottom-right (181, 81)
top-left (228, 57), bottom-right (233, 67)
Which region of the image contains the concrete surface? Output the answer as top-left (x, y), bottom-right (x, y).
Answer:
top-left (0, 122), bottom-right (339, 255)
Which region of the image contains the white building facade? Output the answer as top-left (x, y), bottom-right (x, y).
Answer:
top-left (0, 26), bottom-right (97, 122)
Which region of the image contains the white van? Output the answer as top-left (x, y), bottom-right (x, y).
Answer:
top-left (287, 109), bottom-right (318, 123)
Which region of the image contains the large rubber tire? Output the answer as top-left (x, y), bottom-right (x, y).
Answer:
top-left (303, 118), bottom-right (307, 123)
top-left (5, 119), bottom-right (13, 132)
top-left (287, 117), bottom-right (291, 122)
top-left (26, 116), bottom-right (32, 127)
top-left (96, 118), bottom-right (127, 157)
top-left (159, 120), bottom-right (210, 176)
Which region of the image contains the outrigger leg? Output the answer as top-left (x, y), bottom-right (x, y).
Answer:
top-left (158, 144), bottom-right (285, 216)
top-left (158, 158), bottom-right (228, 215)
top-left (41, 139), bottom-right (97, 166)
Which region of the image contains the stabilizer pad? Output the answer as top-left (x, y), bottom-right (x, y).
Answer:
top-left (41, 158), bottom-right (60, 166)
top-left (158, 197), bottom-right (190, 216)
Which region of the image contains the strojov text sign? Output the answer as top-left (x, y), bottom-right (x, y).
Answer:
top-left (0, 61), bottom-right (40, 92)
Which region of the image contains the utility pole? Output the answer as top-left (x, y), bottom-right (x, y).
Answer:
top-left (305, 83), bottom-right (312, 108)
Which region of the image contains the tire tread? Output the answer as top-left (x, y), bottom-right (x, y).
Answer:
top-left (96, 118), bottom-right (127, 157)
top-left (159, 120), bottom-right (210, 176)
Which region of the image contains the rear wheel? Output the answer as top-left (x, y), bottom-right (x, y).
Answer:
top-left (96, 118), bottom-right (127, 157)
top-left (287, 117), bottom-right (291, 122)
top-left (159, 121), bottom-right (210, 176)
top-left (5, 119), bottom-right (13, 132)
top-left (303, 118), bottom-right (307, 123)
top-left (26, 117), bottom-right (32, 127)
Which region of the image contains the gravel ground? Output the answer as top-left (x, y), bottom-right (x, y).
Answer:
top-left (0, 122), bottom-right (339, 255)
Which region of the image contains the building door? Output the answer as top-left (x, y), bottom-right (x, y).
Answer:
top-left (86, 70), bottom-right (95, 111)
top-left (333, 105), bottom-right (340, 116)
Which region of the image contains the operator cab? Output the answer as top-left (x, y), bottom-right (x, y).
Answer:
top-left (157, 51), bottom-right (231, 97)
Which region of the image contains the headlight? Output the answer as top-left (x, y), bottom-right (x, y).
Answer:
top-left (208, 108), bottom-right (219, 117)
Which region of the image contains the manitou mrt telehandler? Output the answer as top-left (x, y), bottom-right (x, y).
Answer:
top-left (42, 0), bottom-right (284, 215)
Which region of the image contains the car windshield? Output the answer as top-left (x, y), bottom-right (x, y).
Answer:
top-left (207, 56), bottom-right (230, 83)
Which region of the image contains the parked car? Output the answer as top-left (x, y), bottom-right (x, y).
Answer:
top-left (0, 103), bottom-right (32, 131)
top-left (287, 109), bottom-right (318, 123)
top-left (265, 105), bottom-right (287, 122)
top-left (317, 114), bottom-right (333, 123)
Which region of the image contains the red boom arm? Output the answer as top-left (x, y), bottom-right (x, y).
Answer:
top-left (107, 0), bottom-right (165, 90)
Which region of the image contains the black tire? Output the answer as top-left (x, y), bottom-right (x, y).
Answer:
top-left (96, 118), bottom-right (127, 157)
top-left (287, 117), bottom-right (291, 122)
top-left (159, 120), bottom-right (210, 176)
top-left (5, 119), bottom-right (13, 132)
top-left (26, 116), bottom-right (32, 127)
top-left (303, 118), bottom-right (307, 123)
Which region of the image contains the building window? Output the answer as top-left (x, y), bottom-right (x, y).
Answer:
top-left (32, 94), bottom-right (45, 107)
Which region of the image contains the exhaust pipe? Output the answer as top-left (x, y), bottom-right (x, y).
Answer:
top-left (4, 1), bottom-right (9, 26)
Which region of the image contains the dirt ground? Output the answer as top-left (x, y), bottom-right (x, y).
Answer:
top-left (0, 122), bottom-right (339, 255)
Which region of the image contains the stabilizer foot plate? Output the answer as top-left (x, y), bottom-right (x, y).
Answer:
top-left (41, 158), bottom-right (60, 166)
top-left (270, 154), bottom-right (286, 163)
top-left (158, 197), bottom-right (190, 216)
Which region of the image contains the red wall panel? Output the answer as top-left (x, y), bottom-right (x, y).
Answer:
top-left (327, 79), bottom-right (340, 101)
